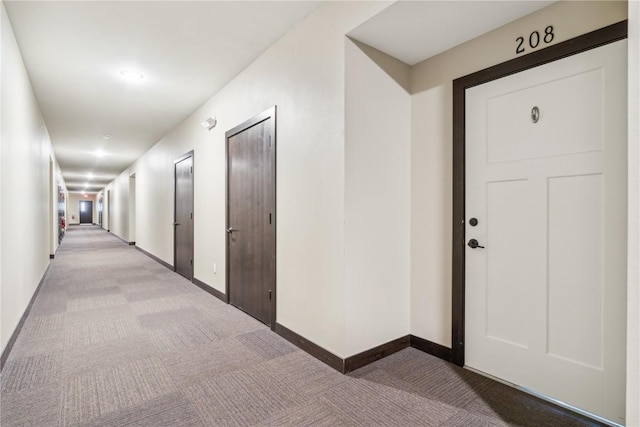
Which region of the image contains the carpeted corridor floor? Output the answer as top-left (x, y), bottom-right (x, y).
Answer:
top-left (1, 225), bottom-right (603, 426)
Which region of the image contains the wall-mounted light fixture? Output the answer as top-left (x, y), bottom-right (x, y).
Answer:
top-left (201, 116), bottom-right (217, 131)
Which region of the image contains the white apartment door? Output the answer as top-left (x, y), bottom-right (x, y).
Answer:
top-left (465, 40), bottom-right (627, 424)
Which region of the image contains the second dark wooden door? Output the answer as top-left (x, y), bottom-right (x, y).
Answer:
top-left (174, 153), bottom-right (194, 280)
top-left (227, 107), bottom-right (276, 326)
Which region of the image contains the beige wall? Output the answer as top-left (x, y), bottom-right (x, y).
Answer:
top-left (344, 38), bottom-right (411, 355)
top-left (101, 168), bottom-right (133, 242)
top-left (626, 1), bottom-right (639, 424)
top-left (67, 193), bottom-right (79, 224)
top-left (409, 0), bottom-right (629, 347)
top-left (0, 2), bottom-right (63, 352)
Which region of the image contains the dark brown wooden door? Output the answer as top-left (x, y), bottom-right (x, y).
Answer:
top-left (79, 200), bottom-right (93, 223)
top-left (97, 194), bottom-right (103, 226)
top-left (227, 107), bottom-right (276, 326)
top-left (107, 190), bottom-right (111, 231)
top-left (174, 152), bottom-right (194, 280)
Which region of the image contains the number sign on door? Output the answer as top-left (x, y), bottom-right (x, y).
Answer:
top-left (516, 26), bottom-right (555, 54)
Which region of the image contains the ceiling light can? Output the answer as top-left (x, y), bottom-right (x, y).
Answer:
top-left (120, 69), bottom-right (144, 81)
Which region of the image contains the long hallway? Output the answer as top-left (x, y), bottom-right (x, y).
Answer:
top-left (0, 226), bottom-right (604, 426)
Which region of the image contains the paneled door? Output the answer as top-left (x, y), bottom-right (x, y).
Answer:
top-left (465, 40), bottom-right (627, 423)
top-left (174, 152), bottom-right (194, 280)
top-left (79, 200), bottom-right (93, 224)
top-left (226, 107), bottom-right (276, 326)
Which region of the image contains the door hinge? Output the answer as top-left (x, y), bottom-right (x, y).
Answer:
top-left (268, 290), bottom-right (272, 300)
top-left (190, 259), bottom-right (193, 266)
top-left (190, 166), bottom-right (193, 174)
top-left (190, 212), bottom-right (193, 220)
top-left (269, 213), bottom-right (272, 224)
top-left (268, 135), bottom-right (272, 148)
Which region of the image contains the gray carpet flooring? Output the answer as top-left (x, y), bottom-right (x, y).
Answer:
top-left (0, 225), bottom-right (603, 426)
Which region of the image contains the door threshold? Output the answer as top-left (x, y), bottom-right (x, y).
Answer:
top-left (463, 366), bottom-right (623, 427)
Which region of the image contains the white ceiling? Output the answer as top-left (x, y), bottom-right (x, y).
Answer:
top-left (4, 1), bottom-right (321, 192)
top-left (5, 0), bottom-right (554, 193)
top-left (349, 1), bottom-right (554, 65)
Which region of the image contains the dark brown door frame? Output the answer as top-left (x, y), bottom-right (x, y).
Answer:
top-left (174, 150), bottom-right (195, 279)
top-left (451, 21), bottom-right (628, 366)
top-left (225, 106), bottom-right (277, 329)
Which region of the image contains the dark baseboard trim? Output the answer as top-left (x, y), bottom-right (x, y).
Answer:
top-left (128, 241), bottom-right (135, 246)
top-left (410, 335), bottom-right (453, 363)
top-left (274, 324), bottom-right (454, 374)
top-left (1, 264), bottom-right (50, 371)
top-left (193, 277), bottom-right (227, 303)
top-left (135, 246), bottom-right (174, 271)
top-left (275, 323), bottom-right (344, 373)
top-left (344, 335), bottom-right (410, 373)
top-left (274, 325), bottom-right (413, 374)
top-left (111, 233), bottom-right (129, 245)
top-left (49, 254), bottom-right (55, 259)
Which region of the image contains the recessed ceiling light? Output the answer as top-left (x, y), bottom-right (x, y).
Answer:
top-left (94, 150), bottom-right (105, 157)
top-left (102, 134), bottom-right (112, 140)
top-left (87, 172), bottom-right (93, 179)
top-left (120, 69), bottom-right (144, 81)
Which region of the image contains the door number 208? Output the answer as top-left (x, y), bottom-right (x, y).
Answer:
top-left (516, 26), bottom-right (554, 54)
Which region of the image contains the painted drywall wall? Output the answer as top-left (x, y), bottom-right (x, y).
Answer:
top-left (67, 194), bottom-right (79, 224)
top-left (409, 0), bottom-right (629, 347)
top-left (626, 1), bottom-right (639, 424)
top-left (344, 38), bottom-right (411, 355)
top-left (131, 141), bottom-right (173, 266)
top-left (104, 1), bottom-right (392, 357)
top-left (0, 3), bottom-right (60, 352)
top-left (102, 168), bottom-right (132, 242)
top-left (348, 38), bottom-right (410, 92)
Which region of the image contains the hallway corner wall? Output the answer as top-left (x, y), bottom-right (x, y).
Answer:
top-left (102, 167), bottom-right (133, 243)
top-left (344, 38), bottom-right (411, 356)
top-left (0, 2), bottom-right (60, 353)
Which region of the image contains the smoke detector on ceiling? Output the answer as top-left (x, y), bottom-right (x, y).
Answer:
top-left (201, 116), bottom-right (217, 131)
